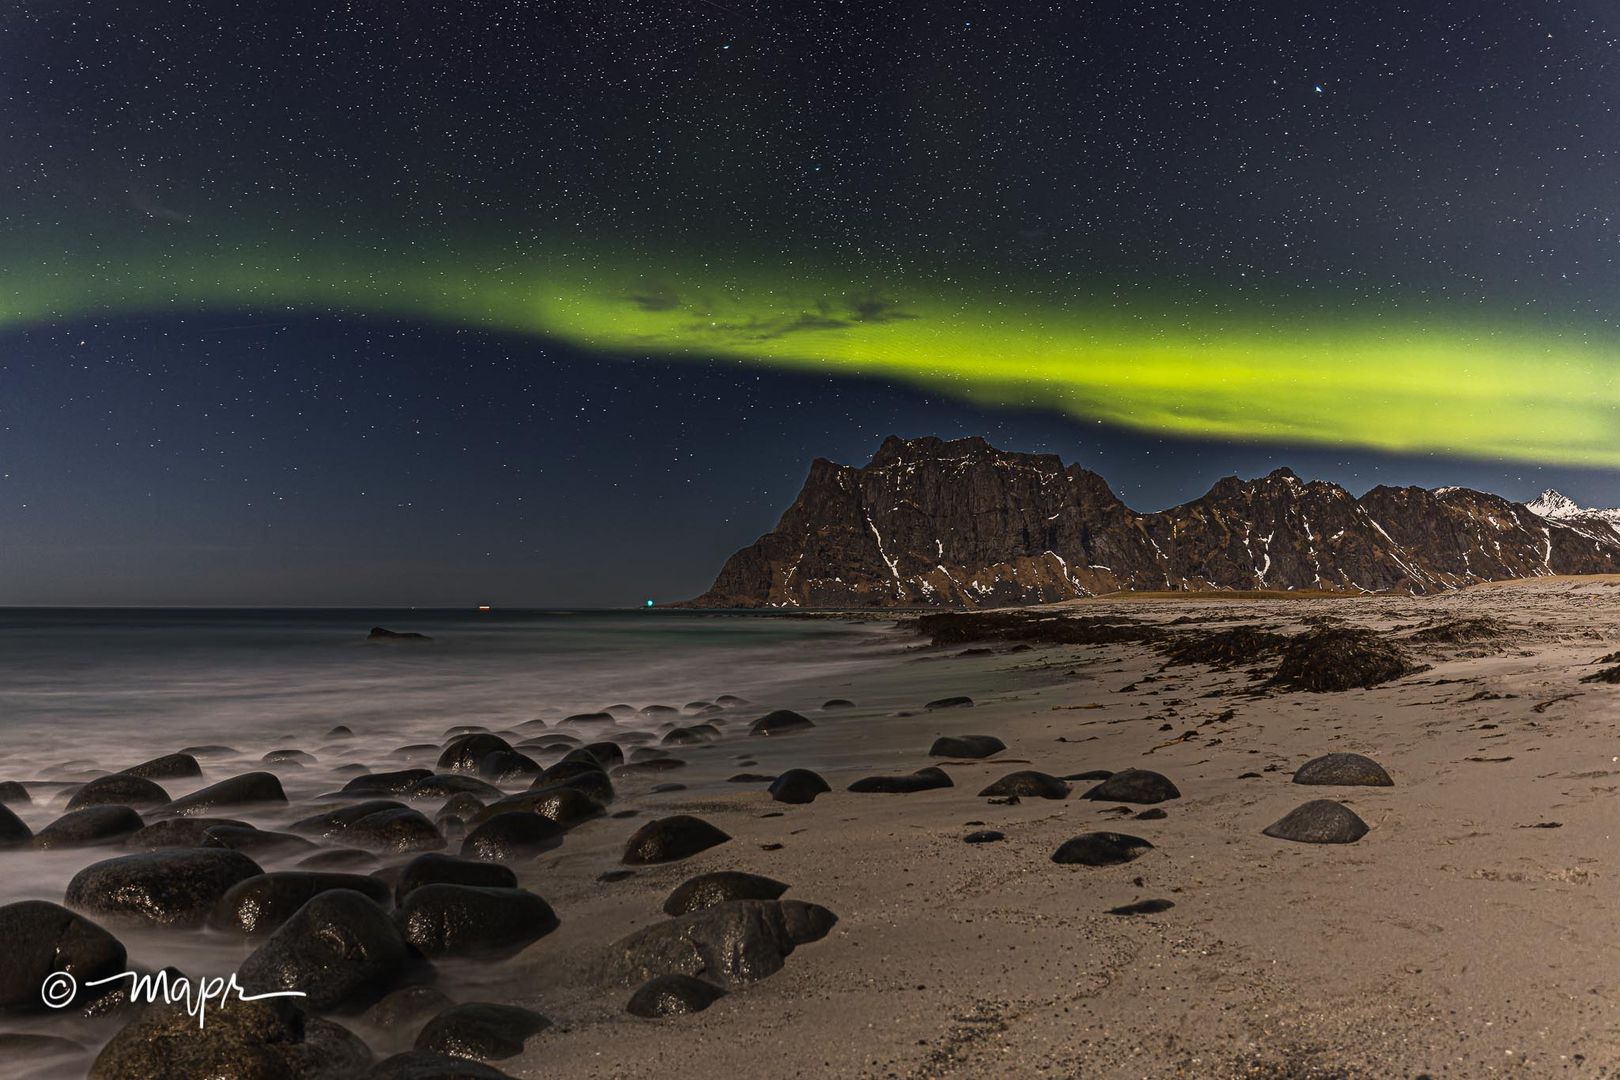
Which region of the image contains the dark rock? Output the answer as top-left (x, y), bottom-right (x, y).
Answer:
top-left (475, 750), bottom-right (542, 784)
top-left (0, 781), bottom-right (29, 805)
top-left (659, 727), bottom-right (712, 746)
top-left (200, 825), bottom-right (316, 856)
top-left (1134, 808), bottom-right (1168, 820)
top-left (964, 830), bottom-right (1005, 843)
top-left (767, 769), bottom-right (831, 804)
top-left (728, 773), bottom-right (776, 783)
top-left (1108, 898), bottom-right (1175, 915)
top-left (651, 783), bottom-right (686, 793)
top-left (238, 889), bottom-right (409, 1011)
top-left (1292, 752), bottom-right (1394, 787)
top-left (343, 769), bottom-right (435, 796)
top-left (88, 995), bottom-right (371, 1079)
top-left (163, 772), bottom-right (286, 816)
top-left (664, 871), bottom-right (788, 916)
top-left (626, 974), bottom-right (727, 1018)
top-left (361, 985), bottom-right (453, 1034)
top-left (748, 710), bottom-right (815, 737)
top-left (579, 741), bottom-right (626, 767)
top-left (409, 774), bottom-right (503, 800)
top-left (622, 816), bottom-right (730, 864)
top-left (66, 775), bottom-right (170, 810)
top-left (1081, 769), bottom-right (1180, 804)
top-left (119, 753), bottom-right (201, 781)
top-left (715, 694), bottom-right (749, 706)
top-left (299, 848), bottom-right (377, 870)
top-left (469, 786), bottom-right (602, 829)
top-left (1063, 770), bottom-right (1114, 781)
top-left (290, 799), bottom-right (408, 840)
top-left (395, 854), bottom-right (517, 905)
top-left (367, 1050), bottom-right (516, 1079)
top-left (821, 699), bottom-right (855, 710)
top-left (977, 770), bottom-right (1070, 800)
top-left (0, 900), bottom-right (126, 1013)
top-left (460, 812), bottom-right (564, 860)
top-left (925, 696), bottom-right (974, 709)
top-left (33, 805), bottom-right (144, 849)
top-left (1262, 800), bottom-right (1370, 844)
top-left (66, 849), bottom-right (263, 928)
top-left (212, 871), bottom-right (393, 935)
top-left (347, 808), bottom-right (445, 854)
top-left (435, 794), bottom-right (485, 826)
top-left (0, 803), bottom-right (31, 848)
top-left (394, 884), bottom-right (558, 958)
top-left (640, 704), bottom-right (680, 717)
top-left (601, 899), bottom-right (836, 988)
top-left (847, 766), bottom-right (952, 794)
top-left (558, 712), bottom-right (613, 726)
top-left (436, 735), bottom-right (513, 774)
top-left (414, 1002), bottom-right (551, 1062)
top-left (928, 734), bottom-right (1006, 759)
top-left (263, 749), bottom-right (316, 765)
top-left (612, 759), bottom-right (688, 778)
top-left (369, 626), bottom-right (432, 642)
top-left (1050, 833), bottom-right (1154, 866)
top-left (123, 817), bottom-right (245, 850)
top-left (327, 725), bottom-right (355, 738)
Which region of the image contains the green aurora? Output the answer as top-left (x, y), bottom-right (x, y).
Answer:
top-left (5, 236), bottom-right (1618, 467)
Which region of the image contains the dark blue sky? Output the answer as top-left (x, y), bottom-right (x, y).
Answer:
top-left (3, 314), bottom-right (1611, 606)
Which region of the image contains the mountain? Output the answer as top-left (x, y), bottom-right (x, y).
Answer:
top-left (681, 436), bottom-right (1620, 608)
top-left (1525, 488), bottom-right (1620, 526)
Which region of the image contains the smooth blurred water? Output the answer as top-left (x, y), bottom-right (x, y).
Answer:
top-left (0, 608), bottom-right (903, 764)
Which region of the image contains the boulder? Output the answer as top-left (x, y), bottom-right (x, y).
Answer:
top-left (437, 735), bottom-right (512, 773)
top-left (0, 803), bottom-right (31, 848)
top-left (664, 872), bottom-right (788, 916)
top-left (1050, 833), bottom-right (1154, 867)
top-left (343, 769), bottom-right (434, 796)
top-left (408, 774), bottom-right (503, 800)
top-left (1080, 769), bottom-right (1180, 805)
top-left (163, 772), bottom-right (286, 816)
top-left (0, 900), bottom-right (126, 1013)
top-left (119, 754), bottom-right (201, 781)
top-left (394, 884), bottom-right (558, 958)
top-left (622, 816), bottom-right (730, 865)
top-left (748, 710), bottom-right (815, 737)
top-left (626, 974), bottom-right (727, 1018)
top-left (475, 751), bottom-right (542, 784)
top-left (33, 806), bottom-right (144, 849)
top-left (200, 825), bottom-right (316, 857)
top-left (928, 735), bottom-right (1006, 759)
top-left (977, 771), bottom-right (1070, 800)
top-left (925, 696), bottom-right (974, 709)
top-left (847, 766), bottom-right (952, 794)
top-left (1292, 752), bottom-right (1394, 787)
top-left (767, 769), bottom-right (831, 804)
top-left (470, 786), bottom-right (602, 830)
top-left (414, 1002), bottom-right (551, 1062)
top-left (394, 854), bottom-right (517, 905)
top-left (88, 995), bottom-right (370, 1079)
top-left (66, 775), bottom-right (170, 810)
top-left (238, 889), bottom-right (409, 1011)
top-left (290, 800), bottom-right (408, 841)
top-left (212, 871), bottom-right (393, 935)
top-left (367, 1051), bottom-right (516, 1079)
top-left (361, 985), bottom-right (453, 1034)
top-left (0, 781), bottom-right (29, 805)
top-left (1262, 800), bottom-right (1371, 844)
top-left (459, 813), bottom-right (564, 861)
top-left (66, 849), bottom-right (263, 927)
top-left (601, 899), bottom-right (836, 989)
top-left (346, 808), bottom-right (445, 854)
top-left (123, 817), bottom-right (246, 850)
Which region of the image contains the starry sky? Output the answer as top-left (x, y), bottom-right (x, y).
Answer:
top-left (5, 0), bottom-right (1620, 605)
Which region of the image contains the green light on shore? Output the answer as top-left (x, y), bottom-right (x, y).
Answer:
top-left (645, 600), bottom-right (655, 609)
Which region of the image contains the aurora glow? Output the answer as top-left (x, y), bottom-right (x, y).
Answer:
top-left (4, 239), bottom-right (1618, 467)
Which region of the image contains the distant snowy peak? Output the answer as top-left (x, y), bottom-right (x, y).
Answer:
top-left (1526, 488), bottom-right (1620, 524)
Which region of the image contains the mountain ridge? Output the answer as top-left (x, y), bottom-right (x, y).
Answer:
top-left (681, 436), bottom-right (1620, 608)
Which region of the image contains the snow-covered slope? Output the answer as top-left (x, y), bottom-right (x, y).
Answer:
top-left (1526, 489), bottom-right (1620, 525)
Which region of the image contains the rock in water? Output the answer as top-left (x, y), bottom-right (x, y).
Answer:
top-left (977, 770), bottom-right (1070, 799)
top-left (343, 769), bottom-right (435, 796)
top-left (367, 1051), bottom-right (517, 1079)
top-left (663, 872), bottom-right (789, 916)
top-left (212, 871), bottom-right (394, 935)
top-left (0, 781), bottom-right (29, 805)
top-left (1292, 752), bottom-right (1394, 787)
top-left (361, 985), bottom-right (453, 1034)
top-left (66, 774), bottom-right (170, 810)
top-left (437, 734), bottom-right (513, 773)
top-left (290, 800), bottom-right (409, 840)
top-left (601, 899), bottom-right (837, 989)
top-left (626, 974), bottom-right (728, 1017)
top-left (66, 849), bottom-right (263, 928)
top-left (89, 996), bottom-right (371, 1079)
top-left (460, 813), bottom-right (565, 860)
top-left (163, 771), bottom-right (286, 815)
top-left (395, 853), bottom-right (518, 904)
top-left (1262, 800), bottom-right (1370, 844)
top-left (767, 769), bottom-right (831, 804)
top-left (238, 889), bottom-right (408, 1011)
top-left (622, 816), bottom-right (730, 864)
top-left (368, 626), bottom-right (433, 643)
top-left (0, 900), bottom-right (126, 1013)
top-left (394, 884), bottom-right (558, 958)
top-left (1050, 833), bottom-right (1154, 867)
top-left (414, 1003), bottom-right (551, 1062)
top-left (1080, 769), bottom-right (1180, 804)
top-left (748, 710), bottom-right (815, 737)
top-left (0, 803), bottom-right (31, 848)
top-left (472, 786), bottom-right (602, 830)
top-left (847, 766), bottom-right (953, 794)
top-left (928, 735), bottom-right (1006, 759)
top-left (32, 805), bottom-right (144, 849)
top-left (119, 753), bottom-right (202, 780)
top-left (347, 808), bottom-right (445, 854)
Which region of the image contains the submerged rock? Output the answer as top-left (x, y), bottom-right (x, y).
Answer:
top-left (123, 817), bottom-right (245, 850)
top-left (0, 803), bottom-right (31, 848)
top-left (622, 816), bottom-right (730, 865)
top-left (848, 766), bottom-right (952, 794)
top-left (290, 799), bottom-right (408, 841)
top-left (1292, 752), bottom-right (1394, 787)
top-left (394, 884), bottom-right (558, 958)
top-left (0, 781), bottom-right (29, 805)
top-left (748, 710), bottom-right (815, 737)
top-left (1080, 769), bottom-right (1180, 805)
top-left (0, 900), bottom-right (126, 1013)
top-left (928, 734), bottom-right (1005, 759)
top-left (414, 1002), bottom-right (551, 1062)
top-left (626, 974), bottom-right (727, 1018)
top-left (119, 753), bottom-right (201, 781)
top-left (212, 871), bottom-right (393, 935)
top-left (1262, 800), bottom-right (1370, 844)
top-left (66, 775), bottom-right (170, 810)
top-left (767, 769), bottom-right (831, 804)
top-left (436, 734), bottom-right (512, 774)
top-left (33, 805), bottom-right (144, 849)
top-left (1050, 833), bottom-right (1154, 867)
top-left (66, 849), bottom-right (263, 928)
top-left (977, 770), bottom-right (1070, 800)
top-left (343, 769), bottom-right (435, 796)
top-left (163, 772), bottom-right (286, 816)
top-left (395, 853), bottom-right (517, 905)
top-left (238, 889), bottom-right (409, 1011)
top-left (663, 872), bottom-right (789, 916)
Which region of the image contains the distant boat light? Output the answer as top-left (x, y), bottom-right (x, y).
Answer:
top-left (645, 599), bottom-right (655, 608)
top-left (477, 605), bottom-right (492, 612)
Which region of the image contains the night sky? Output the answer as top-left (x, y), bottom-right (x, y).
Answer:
top-left (5, 1), bottom-right (1620, 606)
